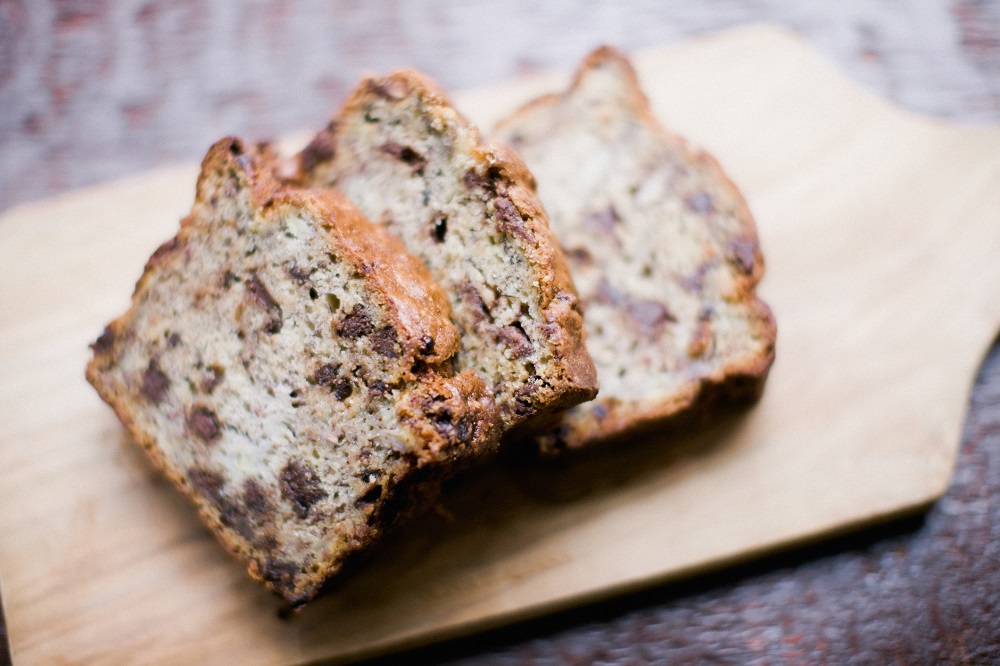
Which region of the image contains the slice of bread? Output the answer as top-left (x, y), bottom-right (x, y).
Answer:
top-left (295, 71), bottom-right (598, 435)
top-left (494, 47), bottom-right (776, 453)
top-left (86, 138), bottom-right (498, 607)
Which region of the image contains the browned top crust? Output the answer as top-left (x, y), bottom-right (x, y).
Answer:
top-left (296, 70), bottom-right (598, 435)
top-left (496, 47), bottom-right (776, 452)
top-left (286, 187), bottom-right (461, 367)
top-left (87, 137), bottom-right (498, 606)
top-left (194, 137), bottom-right (461, 367)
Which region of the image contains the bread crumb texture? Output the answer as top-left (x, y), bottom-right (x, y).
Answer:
top-left (297, 71), bottom-right (598, 436)
top-left (87, 137), bottom-right (498, 607)
top-left (495, 47), bottom-right (776, 452)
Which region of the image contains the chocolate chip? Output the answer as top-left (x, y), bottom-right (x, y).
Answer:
top-left (369, 381), bottom-right (391, 397)
top-left (425, 397), bottom-right (476, 443)
top-left (280, 460), bottom-right (328, 519)
top-left (312, 363), bottom-right (351, 399)
top-left (221, 270), bottom-right (241, 289)
top-left (245, 274), bottom-right (277, 306)
top-left (187, 405), bottom-right (222, 444)
top-left (464, 166), bottom-right (502, 194)
top-left (584, 206), bottom-right (620, 236)
top-left (680, 262), bottom-right (713, 293)
top-left (494, 196), bottom-right (528, 238)
top-left (464, 168), bottom-right (487, 191)
top-left (313, 363), bottom-right (339, 387)
top-left (245, 274), bottom-right (283, 334)
top-left (242, 478), bottom-right (274, 519)
top-left (218, 498), bottom-right (256, 542)
top-left (337, 304), bottom-right (374, 338)
top-left (262, 558), bottom-right (299, 587)
top-left (141, 359), bottom-right (169, 403)
top-left (512, 383), bottom-right (538, 417)
top-left (686, 191), bottom-right (714, 213)
top-left (380, 142), bottom-right (427, 173)
top-left (627, 299), bottom-right (675, 338)
top-left (367, 79), bottom-right (405, 100)
top-left (730, 238), bottom-right (757, 274)
top-left (498, 322), bottom-right (533, 358)
top-left (566, 247), bottom-right (593, 265)
top-left (166, 332), bottom-right (181, 348)
top-left (332, 377), bottom-right (352, 400)
top-left (371, 325), bottom-right (400, 358)
top-left (257, 534), bottom-right (278, 553)
top-left (187, 467), bottom-right (226, 503)
top-left (456, 280), bottom-right (491, 324)
top-left (91, 325), bottom-right (116, 355)
top-left (594, 278), bottom-right (627, 307)
top-left (417, 335), bottom-right (435, 356)
top-left (286, 264), bottom-right (312, 284)
top-left (456, 416), bottom-right (474, 442)
top-left (299, 132), bottom-right (335, 173)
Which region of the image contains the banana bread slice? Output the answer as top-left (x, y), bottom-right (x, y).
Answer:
top-left (494, 47), bottom-right (776, 452)
top-left (86, 137), bottom-right (498, 607)
top-left (296, 71), bottom-right (598, 435)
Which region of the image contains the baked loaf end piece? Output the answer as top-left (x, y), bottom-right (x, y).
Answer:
top-left (495, 47), bottom-right (776, 452)
top-left (296, 71), bottom-right (598, 435)
top-left (86, 138), bottom-right (498, 607)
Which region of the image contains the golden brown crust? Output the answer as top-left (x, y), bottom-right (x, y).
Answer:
top-left (397, 368), bottom-right (499, 465)
top-left (498, 47), bottom-right (776, 453)
top-left (296, 70), bottom-right (598, 435)
top-left (470, 142), bottom-right (600, 430)
top-left (87, 136), bottom-right (500, 607)
top-left (276, 187), bottom-right (461, 366)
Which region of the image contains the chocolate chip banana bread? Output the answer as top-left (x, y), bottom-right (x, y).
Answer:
top-left (296, 71), bottom-right (598, 435)
top-left (86, 137), bottom-right (498, 607)
top-left (494, 47), bottom-right (776, 452)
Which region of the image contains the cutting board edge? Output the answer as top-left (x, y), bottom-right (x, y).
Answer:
top-left (308, 491), bottom-right (941, 666)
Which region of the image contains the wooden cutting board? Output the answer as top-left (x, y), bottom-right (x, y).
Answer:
top-left (2, 24), bottom-right (999, 664)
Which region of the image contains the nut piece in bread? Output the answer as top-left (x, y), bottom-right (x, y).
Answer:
top-left (494, 47), bottom-right (776, 452)
top-left (296, 71), bottom-right (598, 436)
top-left (86, 137), bottom-right (499, 607)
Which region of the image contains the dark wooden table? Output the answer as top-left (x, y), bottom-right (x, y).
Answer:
top-left (2, 3), bottom-right (999, 663)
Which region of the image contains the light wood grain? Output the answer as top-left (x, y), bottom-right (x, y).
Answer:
top-left (1, 25), bottom-right (999, 664)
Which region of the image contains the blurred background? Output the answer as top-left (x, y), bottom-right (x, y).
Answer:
top-left (1, 0), bottom-right (999, 212)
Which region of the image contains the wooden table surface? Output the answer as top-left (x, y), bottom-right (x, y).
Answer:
top-left (2, 2), bottom-right (999, 664)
